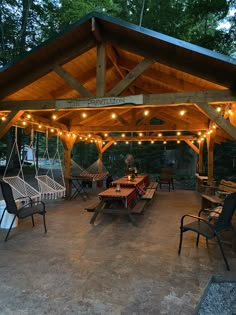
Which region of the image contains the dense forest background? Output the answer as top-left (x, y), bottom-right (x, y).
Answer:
top-left (0, 0), bottom-right (236, 181)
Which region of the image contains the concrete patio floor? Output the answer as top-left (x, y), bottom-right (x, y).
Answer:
top-left (0, 188), bottom-right (235, 315)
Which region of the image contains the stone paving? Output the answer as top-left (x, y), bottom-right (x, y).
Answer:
top-left (0, 188), bottom-right (235, 315)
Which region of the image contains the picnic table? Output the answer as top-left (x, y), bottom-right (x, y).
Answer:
top-left (90, 187), bottom-right (138, 225)
top-left (112, 175), bottom-right (146, 188)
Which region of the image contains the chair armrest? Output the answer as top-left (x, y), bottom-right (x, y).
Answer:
top-left (20, 200), bottom-right (46, 211)
top-left (180, 214), bottom-right (215, 230)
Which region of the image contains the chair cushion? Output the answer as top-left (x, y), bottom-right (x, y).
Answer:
top-left (18, 204), bottom-right (45, 218)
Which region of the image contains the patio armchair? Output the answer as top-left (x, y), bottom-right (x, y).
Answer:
top-left (178, 192), bottom-right (236, 270)
top-left (0, 180), bottom-right (47, 241)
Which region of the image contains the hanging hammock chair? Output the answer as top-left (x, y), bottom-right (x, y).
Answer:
top-left (35, 131), bottom-right (66, 199)
top-left (3, 127), bottom-right (41, 203)
top-left (84, 158), bottom-right (108, 181)
top-left (70, 159), bottom-right (90, 177)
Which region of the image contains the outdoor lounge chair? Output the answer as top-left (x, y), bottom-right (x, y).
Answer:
top-left (0, 180), bottom-right (47, 241)
top-left (178, 192), bottom-right (236, 270)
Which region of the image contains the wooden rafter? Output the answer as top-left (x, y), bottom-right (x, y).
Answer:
top-left (196, 102), bottom-right (236, 139)
top-left (54, 65), bottom-right (94, 98)
top-left (106, 135), bottom-right (195, 141)
top-left (107, 45), bottom-right (136, 94)
top-left (1, 90), bottom-right (235, 111)
top-left (184, 140), bottom-right (199, 154)
top-left (0, 110), bottom-right (24, 138)
top-left (107, 57), bottom-right (155, 96)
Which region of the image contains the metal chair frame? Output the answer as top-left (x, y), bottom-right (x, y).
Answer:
top-left (178, 192), bottom-right (236, 270)
top-left (0, 180), bottom-right (47, 242)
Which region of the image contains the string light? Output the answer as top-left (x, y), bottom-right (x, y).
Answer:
top-left (126, 141), bottom-right (129, 144)
top-left (177, 140), bottom-right (180, 144)
top-left (82, 113), bottom-right (87, 118)
top-left (163, 141), bottom-right (167, 144)
top-left (144, 110), bottom-right (149, 116)
top-left (22, 121), bottom-right (27, 126)
top-left (1, 116), bottom-right (6, 121)
top-left (138, 141), bottom-right (142, 145)
top-left (179, 110), bottom-right (186, 116)
top-left (139, 132), bottom-right (143, 136)
top-left (111, 113), bottom-right (116, 119)
top-left (158, 133), bottom-right (162, 137)
top-left (151, 140), bottom-right (154, 144)
top-left (26, 114), bottom-right (31, 119)
top-left (216, 107), bottom-right (221, 112)
top-left (52, 114), bottom-right (57, 120)
top-left (121, 133), bottom-right (125, 137)
top-left (50, 128), bottom-right (54, 133)
top-left (177, 131), bottom-right (181, 136)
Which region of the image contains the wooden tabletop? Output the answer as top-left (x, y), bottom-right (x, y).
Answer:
top-left (99, 187), bottom-right (136, 198)
top-left (112, 175), bottom-right (146, 187)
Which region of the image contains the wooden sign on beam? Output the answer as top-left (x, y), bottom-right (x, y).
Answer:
top-left (55, 95), bottom-right (144, 109)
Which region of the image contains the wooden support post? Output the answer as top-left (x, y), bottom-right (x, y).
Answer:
top-left (206, 130), bottom-right (216, 185)
top-left (198, 141), bottom-right (204, 174)
top-left (60, 135), bottom-right (76, 199)
top-left (96, 42), bottom-right (106, 97)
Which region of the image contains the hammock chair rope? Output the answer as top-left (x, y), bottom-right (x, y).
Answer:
top-left (84, 158), bottom-right (108, 181)
top-left (35, 130), bottom-right (65, 199)
top-left (3, 126), bottom-right (41, 203)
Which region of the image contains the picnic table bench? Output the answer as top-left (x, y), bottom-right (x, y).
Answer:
top-left (141, 188), bottom-right (156, 201)
top-left (146, 182), bottom-right (158, 190)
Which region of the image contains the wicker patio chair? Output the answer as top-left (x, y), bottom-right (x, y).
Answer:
top-left (0, 180), bottom-right (47, 241)
top-left (178, 192), bottom-right (236, 270)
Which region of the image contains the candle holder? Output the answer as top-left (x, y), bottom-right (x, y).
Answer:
top-left (116, 184), bottom-right (121, 192)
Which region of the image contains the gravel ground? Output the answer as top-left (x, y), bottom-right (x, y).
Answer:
top-left (196, 280), bottom-right (236, 315)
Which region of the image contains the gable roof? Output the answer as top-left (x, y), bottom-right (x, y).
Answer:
top-left (0, 11), bottom-right (235, 143)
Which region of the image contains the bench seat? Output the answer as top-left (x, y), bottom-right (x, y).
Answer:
top-left (85, 201), bottom-right (102, 212)
top-left (131, 200), bottom-right (147, 214)
top-left (141, 188), bottom-right (156, 200)
top-left (146, 182), bottom-right (158, 190)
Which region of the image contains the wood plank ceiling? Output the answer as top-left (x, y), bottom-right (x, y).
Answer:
top-left (0, 11), bottom-right (236, 145)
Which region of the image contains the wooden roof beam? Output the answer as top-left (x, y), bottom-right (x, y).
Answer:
top-left (107, 45), bottom-right (136, 95)
top-left (119, 58), bottom-right (219, 92)
top-left (1, 90), bottom-right (235, 112)
top-left (91, 17), bottom-right (103, 42)
top-left (54, 65), bottom-right (94, 98)
top-left (184, 140), bottom-right (199, 154)
top-left (71, 123), bottom-right (207, 133)
top-left (195, 102), bottom-right (236, 139)
top-left (23, 114), bottom-right (69, 132)
top-left (0, 38), bottom-right (96, 100)
top-left (107, 135), bottom-right (195, 141)
top-left (107, 57), bottom-right (155, 97)
top-left (96, 42), bottom-right (106, 97)
top-left (0, 110), bottom-right (24, 138)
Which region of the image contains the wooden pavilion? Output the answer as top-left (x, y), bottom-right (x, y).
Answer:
top-left (0, 11), bottom-right (236, 190)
